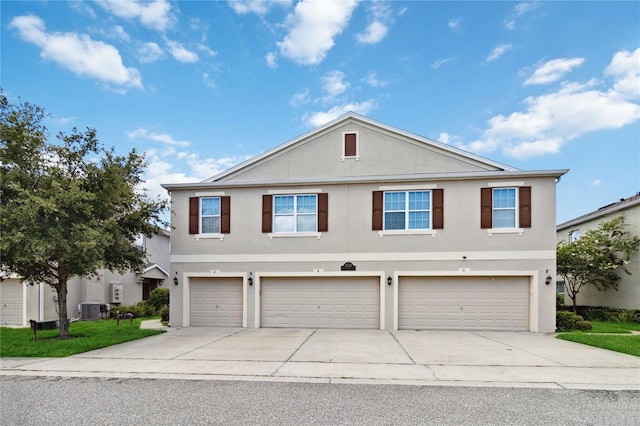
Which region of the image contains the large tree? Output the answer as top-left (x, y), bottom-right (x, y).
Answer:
top-left (1, 92), bottom-right (168, 338)
top-left (557, 215), bottom-right (640, 313)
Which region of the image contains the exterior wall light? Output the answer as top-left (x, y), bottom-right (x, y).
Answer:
top-left (248, 272), bottom-right (253, 286)
top-left (387, 276), bottom-right (392, 286)
top-left (173, 273), bottom-right (179, 286)
top-left (545, 270), bottom-right (552, 285)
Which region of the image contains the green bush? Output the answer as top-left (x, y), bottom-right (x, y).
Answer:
top-left (159, 305), bottom-right (169, 322)
top-left (615, 309), bottom-right (640, 324)
top-left (111, 302), bottom-right (152, 318)
top-left (147, 287), bottom-right (170, 313)
top-left (556, 293), bottom-right (566, 310)
top-left (574, 320), bottom-right (593, 331)
top-left (556, 311), bottom-right (578, 331)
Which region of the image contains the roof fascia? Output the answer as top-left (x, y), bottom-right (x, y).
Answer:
top-left (162, 169), bottom-right (568, 191)
top-left (557, 198), bottom-right (640, 230)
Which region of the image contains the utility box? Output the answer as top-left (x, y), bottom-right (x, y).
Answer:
top-left (80, 303), bottom-right (101, 320)
top-left (111, 284), bottom-right (123, 304)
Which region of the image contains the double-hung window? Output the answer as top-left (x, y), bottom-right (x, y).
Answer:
top-left (492, 188), bottom-right (516, 228)
top-left (200, 197), bottom-right (221, 234)
top-left (273, 194), bottom-right (318, 233)
top-left (384, 191), bottom-right (431, 230)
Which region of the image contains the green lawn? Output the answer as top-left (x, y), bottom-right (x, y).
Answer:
top-left (556, 321), bottom-right (640, 357)
top-left (0, 318), bottom-right (164, 357)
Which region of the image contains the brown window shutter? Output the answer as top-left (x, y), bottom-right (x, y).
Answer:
top-left (480, 188), bottom-right (492, 229)
top-left (432, 189), bottom-right (444, 229)
top-left (344, 133), bottom-right (357, 157)
top-left (519, 186), bottom-right (532, 228)
top-left (262, 194), bottom-right (272, 233)
top-left (189, 197), bottom-right (199, 234)
top-left (318, 193), bottom-right (328, 232)
top-left (220, 196), bottom-right (231, 234)
top-left (372, 191), bottom-right (383, 231)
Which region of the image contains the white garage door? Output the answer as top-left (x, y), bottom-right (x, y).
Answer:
top-left (399, 277), bottom-right (529, 331)
top-left (1, 279), bottom-right (24, 326)
top-left (190, 277), bottom-right (243, 327)
top-left (262, 277), bottom-right (380, 329)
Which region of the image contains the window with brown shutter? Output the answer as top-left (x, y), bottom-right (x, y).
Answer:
top-left (189, 197), bottom-right (199, 234)
top-left (220, 196), bottom-right (231, 234)
top-left (372, 191), bottom-right (384, 230)
top-left (519, 186), bottom-right (531, 228)
top-left (432, 189), bottom-right (444, 229)
top-left (344, 133), bottom-right (357, 157)
top-left (480, 188), bottom-right (492, 229)
top-left (262, 194), bottom-right (273, 233)
top-left (318, 193), bottom-right (328, 232)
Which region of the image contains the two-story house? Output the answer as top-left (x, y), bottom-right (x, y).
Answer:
top-left (162, 113), bottom-right (567, 332)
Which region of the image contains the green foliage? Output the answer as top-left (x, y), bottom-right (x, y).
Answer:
top-left (615, 309), bottom-right (640, 324)
top-left (147, 287), bottom-right (170, 312)
top-left (556, 293), bottom-right (566, 310)
top-left (557, 334), bottom-right (640, 357)
top-left (0, 319), bottom-right (163, 357)
top-left (574, 320), bottom-right (593, 331)
top-left (159, 305), bottom-right (170, 322)
top-left (556, 311), bottom-right (579, 331)
top-left (557, 216), bottom-right (640, 313)
top-left (0, 91), bottom-right (168, 338)
top-left (111, 302), bottom-right (154, 318)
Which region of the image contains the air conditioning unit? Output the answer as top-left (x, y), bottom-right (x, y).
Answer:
top-left (111, 284), bottom-right (124, 304)
top-left (80, 303), bottom-right (101, 320)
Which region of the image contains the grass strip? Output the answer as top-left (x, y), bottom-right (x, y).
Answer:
top-left (557, 333), bottom-right (640, 357)
top-left (0, 318), bottom-right (164, 357)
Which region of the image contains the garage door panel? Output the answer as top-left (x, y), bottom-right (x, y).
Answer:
top-left (1, 280), bottom-right (24, 326)
top-left (262, 277), bottom-right (379, 329)
top-left (399, 277), bottom-right (529, 331)
top-left (190, 278), bottom-right (243, 327)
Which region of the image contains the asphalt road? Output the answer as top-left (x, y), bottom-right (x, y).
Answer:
top-left (1, 376), bottom-right (638, 425)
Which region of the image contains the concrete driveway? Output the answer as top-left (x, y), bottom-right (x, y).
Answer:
top-left (2, 325), bottom-right (639, 390)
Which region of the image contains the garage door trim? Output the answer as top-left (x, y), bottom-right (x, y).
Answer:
top-left (183, 272), bottom-right (247, 327)
top-left (393, 271), bottom-right (538, 332)
top-left (255, 272), bottom-right (386, 329)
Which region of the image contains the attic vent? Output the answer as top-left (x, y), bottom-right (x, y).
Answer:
top-left (343, 132), bottom-right (358, 159)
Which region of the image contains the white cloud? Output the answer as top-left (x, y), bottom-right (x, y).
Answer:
top-left (127, 128), bottom-right (191, 147)
top-left (431, 57), bottom-right (452, 69)
top-left (486, 44), bottom-right (512, 62)
top-left (96, 0), bottom-right (174, 32)
top-left (459, 48), bottom-right (640, 159)
top-left (515, 1), bottom-right (539, 16)
top-left (448, 17), bottom-right (461, 32)
top-left (524, 57), bottom-right (585, 85)
top-left (356, 1), bottom-right (392, 44)
top-left (304, 100), bottom-right (376, 127)
top-left (265, 51), bottom-right (278, 69)
top-left (277, 0), bottom-right (358, 65)
top-left (137, 41), bottom-right (165, 63)
top-left (590, 179), bottom-right (602, 186)
top-left (290, 89), bottom-right (310, 106)
top-left (363, 71), bottom-right (388, 88)
top-left (166, 40), bottom-right (199, 63)
top-left (321, 70), bottom-right (349, 101)
top-left (10, 15), bottom-right (142, 90)
top-left (228, 0), bottom-right (291, 15)
top-left (504, 20), bottom-right (516, 31)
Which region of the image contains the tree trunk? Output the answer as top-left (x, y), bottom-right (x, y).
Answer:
top-left (56, 278), bottom-right (70, 339)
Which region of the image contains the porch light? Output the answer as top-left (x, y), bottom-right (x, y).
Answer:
top-left (545, 275), bottom-right (553, 285)
top-left (387, 276), bottom-right (392, 286)
top-left (173, 273), bottom-right (179, 286)
top-left (248, 272), bottom-right (253, 286)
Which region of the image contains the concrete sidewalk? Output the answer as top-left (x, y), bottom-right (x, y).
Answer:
top-left (1, 322), bottom-right (639, 390)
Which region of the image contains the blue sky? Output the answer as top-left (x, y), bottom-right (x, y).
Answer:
top-left (2, 0), bottom-right (639, 225)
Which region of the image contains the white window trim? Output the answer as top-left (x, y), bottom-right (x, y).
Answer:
top-left (194, 233), bottom-right (225, 241)
top-left (200, 196), bottom-right (221, 235)
top-left (268, 232), bottom-right (322, 239)
top-left (383, 190), bottom-right (432, 231)
top-left (272, 194), bottom-right (318, 234)
top-left (378, 229), bottom-right (437, 237)
top-left (341, 131), bottom-right (360, 161)
top-left (491, 187), bottom-right (518, 229)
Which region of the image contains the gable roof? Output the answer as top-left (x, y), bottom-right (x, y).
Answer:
top-left (557, 193), bottom-right (640, 230)
top-left (205, 112), bottom-right (518, 183)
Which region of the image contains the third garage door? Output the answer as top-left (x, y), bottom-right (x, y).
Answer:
top-left (261, 277), bottom-right (380, 328)
top-left (398, 276), bottom-right (529, 331)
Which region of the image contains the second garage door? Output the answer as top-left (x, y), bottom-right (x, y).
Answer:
top-left (0, 279), bottom-right (24, 326)
top-left (190, 277), bottom-right (243, 327)
top-left (261, 277), bottom-right (380, 328)
top-left (398, 276), bottom-right (529, 331)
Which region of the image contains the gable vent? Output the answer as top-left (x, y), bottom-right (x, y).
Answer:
top-left (344, 133), bottom-right (357, 157)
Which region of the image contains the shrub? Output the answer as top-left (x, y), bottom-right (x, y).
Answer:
top-left (556, 311), bottom-right (578, 331)
top-left (574, 320), bottom-right (593, 331)
top-left (615, 309), bottom-right (640, 324)
top-left (147, 287), bottom-right (170, 313)
top-left (159, 305), bottom-right (169, 323)
top-left (556, 293), bottom-right (566, 310)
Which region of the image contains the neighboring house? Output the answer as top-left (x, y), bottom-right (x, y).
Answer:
top-left (556, 194), bottom-right (640, 310)
top-left (0, 230), bottom-right (170, 326)
top-left (162, 113), bottom-right (567, 332)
